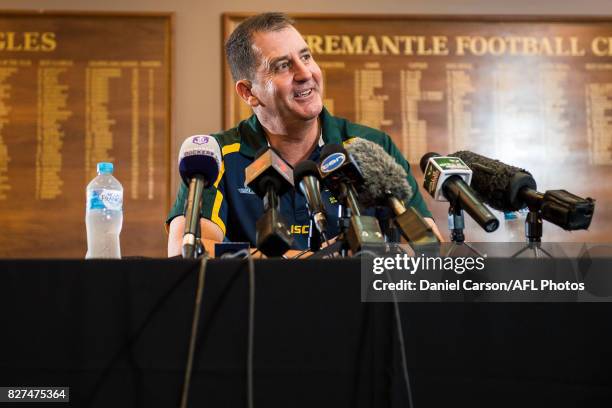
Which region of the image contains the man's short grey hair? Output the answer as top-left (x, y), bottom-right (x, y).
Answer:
top-left (225, 12), bottom-right (295, 82)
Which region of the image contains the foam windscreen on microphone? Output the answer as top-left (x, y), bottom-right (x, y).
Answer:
top-left (345, 138), bottom-right (413, 207)
top-left (293, 160), bottom-right (321, 185)
top-left (451, 150), bottom-right (537, 212)
top-left (178, 135), bottom-right (222, 185)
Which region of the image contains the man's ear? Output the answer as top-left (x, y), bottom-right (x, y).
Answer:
top-left (236, 80), bottom-right (260, 107)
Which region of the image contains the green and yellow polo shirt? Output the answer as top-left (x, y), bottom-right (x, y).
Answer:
top-left (166, 107), bottom-right (432, 249)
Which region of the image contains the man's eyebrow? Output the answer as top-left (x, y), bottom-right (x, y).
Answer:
top-left (268, 54), bottom-right (289, 69)
top-left (267, 48), bottom-right (312, 69)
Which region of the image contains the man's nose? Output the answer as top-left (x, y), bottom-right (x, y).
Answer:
top-left (293, 59), bottom-right (312, 82)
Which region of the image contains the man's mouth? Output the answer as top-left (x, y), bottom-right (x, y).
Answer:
top-left (294, 88), bottom-right (313, 99)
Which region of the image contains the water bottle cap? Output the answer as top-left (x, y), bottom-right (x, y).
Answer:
top-left (504, 211), bottom-right (518, 220)
top-left (97, 162), bottom-right (113, 174)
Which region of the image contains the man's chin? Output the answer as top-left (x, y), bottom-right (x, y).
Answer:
top-left (294, 102), bottom-right (323, 121)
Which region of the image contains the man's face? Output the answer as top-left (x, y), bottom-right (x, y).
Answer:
top-left (249, 26), bottom-right (323, 125)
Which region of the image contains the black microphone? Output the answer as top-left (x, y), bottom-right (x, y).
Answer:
top-left (451, 151), bottom-right (595, 230)
top-left (420, 152), bottom-right (500, 233)
top-left (178, 135), bottom-right (222, 258)
top-left (293, 160), bottom-right (329, 248)
top-left (245, 147), bottom-right (294, 257)
top-left (319, 144), bottom-right (384, 252)
top-left (345, 138), bottom-right (439, 245)
top-left (448, 151), bottom-right (537, 212)
top-left (319, 144), bottom-right (364, 214)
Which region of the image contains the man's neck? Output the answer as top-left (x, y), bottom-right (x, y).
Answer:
top-left (260, 118), bottom-right (320, 166)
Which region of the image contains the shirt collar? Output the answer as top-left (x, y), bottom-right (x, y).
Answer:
top-left (265, 129), bottom-right (323, 147)
top-left (238, 106), bottom-right (342, 158)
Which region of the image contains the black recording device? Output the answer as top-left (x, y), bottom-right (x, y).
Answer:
top-left (245, 147), bottom-right (294, 257)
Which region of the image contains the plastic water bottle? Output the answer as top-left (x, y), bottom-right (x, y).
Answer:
top-left (85, 162), bottom-right (123, 259)
top-left (503, 208), bottom-right (528, 242)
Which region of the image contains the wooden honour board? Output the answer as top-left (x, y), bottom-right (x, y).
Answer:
top-left (0, 12), bottom-right (172, 258)
top-left (224, 14), bottom-right (612, 243)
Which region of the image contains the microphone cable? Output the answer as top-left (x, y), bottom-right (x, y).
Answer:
top-left (180, 254), bottom-right (209, 408)
top-left (246, 250), bottom-right (256, 408)
top-left (204, 247), bottom-right (256, 408)
top-left (180, 248), bottom-right (256, 408)
top-left (352, 249), bottom-right (415, 408)
top-left (387, 269), bottom-right (415, 408)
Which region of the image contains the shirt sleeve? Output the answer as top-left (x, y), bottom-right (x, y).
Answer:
top-left (381, 134), bottom-right (433, 219)
top-left (165, 179), bottom-right (229, 237)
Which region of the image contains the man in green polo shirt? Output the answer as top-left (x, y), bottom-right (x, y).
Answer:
top-left (167, 12), bottom-right (442, 256)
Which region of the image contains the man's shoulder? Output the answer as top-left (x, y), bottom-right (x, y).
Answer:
top-left (328, 114), bottom-right (391, 148)
top-left (210, 126), bottom-right (241, 152)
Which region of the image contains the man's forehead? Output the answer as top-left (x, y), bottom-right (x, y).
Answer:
top-left (251, 26), bottom-right (307, 63)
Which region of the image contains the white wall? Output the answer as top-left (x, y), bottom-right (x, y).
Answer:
top-left (3, 0), bottom-right (612, 193)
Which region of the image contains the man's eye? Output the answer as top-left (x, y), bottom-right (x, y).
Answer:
top-left (301, 54), bottom-right (311, 61)
top-left (276, 62), bottom-right (290, 71)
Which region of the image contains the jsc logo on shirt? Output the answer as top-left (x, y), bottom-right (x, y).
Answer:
top-left (290, 225), bottom-right (310, 235)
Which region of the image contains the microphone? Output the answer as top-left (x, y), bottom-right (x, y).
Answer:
top-left (318, 144), bottom-right (384, 252)
top-left (447, 151), bottom-right (537, 212)
top-left (319, 144), bottom-right (365, 214)
top-left (420, 153), bottom-right (500, 233)
top-left (244, 147), bottom-right (294, 257)
top-left (178, 135), bottom-right (222, 258)
top-left (293, 160), bottom-right (329, 248)
top-left (450, 151), bottom-right (595, 230)
top-left (345, 138), bottom-right (439, 245)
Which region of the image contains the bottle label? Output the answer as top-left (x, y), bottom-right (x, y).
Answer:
top-left (88, 189), bottom-right (123, 210)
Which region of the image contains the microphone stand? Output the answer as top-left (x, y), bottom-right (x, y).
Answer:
top-left (445, 203), bottom-right (485, 257)
top-left (255, 183), bottom-right (293, 257)
top-left (183, 175), bottom-right (208, 259)
top-left (194, 219), bottom-right (205, 257)
top-left (291, 215), bottom-right (336, 259)
top-left (309, 204), bottom-right (350, 259)
top-left (310, 183), bottom-right (385, 258)
top-left (511, 208), bottom-right (553, 259)
top-left (308, 218), bottom-right (322, 252)
top-left (337, 204), bottom-right (352, 258)
top-left (341, 183), bottom-right (385, 254)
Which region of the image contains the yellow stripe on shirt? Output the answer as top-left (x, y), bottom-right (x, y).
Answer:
top-left (214, 142), bottom-right (241, 188)
top-left (343, 137), bottom-right (357, 146)
top-left (210, 190), bottom-right (226, 235)
top-left (209, 142), bottom-right (240, 234)
top-left (222, 143), bottom-right (241, 156)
